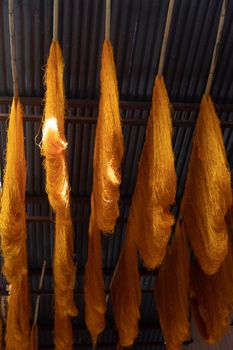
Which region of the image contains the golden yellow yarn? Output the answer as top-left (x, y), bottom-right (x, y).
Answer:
top-left (84, 39), bottom-right (123, 346)
top-left (84, 214), bottom-right (106, 346)
top-left (6, 275), bottom-right (30, 350)
top-left (110, 75), bottom-right (175, 346)
top-left (190, 235), bottom-right (233, 344)
top-left (111, 214), bottom-right (141, 348)
top-left (182, 95), bottom-right (232, 275)
top-left (155, 220), bottom-right (190, 350)
top-left (0, 99), bottom-right (30, 350)
top-left (0, 99), bottom-right (27, 283)
top-left (93, 40), bottom-right (123, 234)
top-left (42, 41), bottom-right (77, 349)
top-left (134, 75), bottom-right (176, 269)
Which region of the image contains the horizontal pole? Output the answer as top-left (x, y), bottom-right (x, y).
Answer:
top-left (38, 340), bottom-right (193, 348)
top-left (0, 288), bottom-right (154, 296)
top-left (0, 323), bottom-right (161, 332)
top-left (0, 112), bottom-right (233, 128)
top-left (26, 215), bottom-right (128, 223)
top-left (1, 96), bottom-right (233, 113)
top-left (26, 194), bottom-right (91, 204)
top-left (28, 266), bottom-right (157, 277)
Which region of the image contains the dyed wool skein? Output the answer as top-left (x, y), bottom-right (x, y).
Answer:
top-left (0, 99), bottom-right (31, 350)
top-left (84, 39), bottom-right (124, 346)
top-left (155, 220), bottom-right (190, 350)
top-left (182, 95), bottom-right (232, 275)
top-left (134, 75), bottom-right (176, 269)
top-left (111, 75), bottom-right (176, 347)
top-left (41, 41), bottom-right (77, 350)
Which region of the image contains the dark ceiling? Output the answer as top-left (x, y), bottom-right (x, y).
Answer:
top-left (0, 0), bottom-right (233, 349)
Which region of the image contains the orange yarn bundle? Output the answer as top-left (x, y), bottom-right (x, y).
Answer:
top-left (0, 99), bottom-right (30, 349)
top-left (111, 214), bottom-right (141, 347)
top-left (92, 40), bottom-right (123, 234)
top-left (111, 75), bottom-right (175, 347)
top-left (84, 215), bottom-right (106, 346)
top-left (134, 75), bottom-right (176, 269)
top-left (41, 41), bottom-right (77, 349)
top-left (155, 220), bottom-right (190, 350)
top-left (182, 95), bottom-right (232, 275)
top-left (190, 236), bottom-right (233, 344)
top-left (84, 39), bottom-right (123, 345)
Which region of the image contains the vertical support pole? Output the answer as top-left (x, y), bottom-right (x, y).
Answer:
top-left (33, 260), bottom-right (47, 326)
top-left (158, 0), bottom-right (175, 76)
top-left (8, 0), bottom-right (18, 100)
top-left (205, 0), bottom-right (227, 94)
top-left (105, 0), bottom-right (111, 40)
top-left (53, 0), bottom-right (59, 42)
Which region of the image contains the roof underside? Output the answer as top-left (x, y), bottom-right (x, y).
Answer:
top-left (0, 0), bottom-right (233, 349)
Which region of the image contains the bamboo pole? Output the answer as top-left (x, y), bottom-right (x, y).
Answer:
top-left (205, 0), bottom-right (227, 94)
top-left (158, 0), bottom-right (175, 75)
top-left (8, 0), bottom-right (18, 100)
top-left (33, 261), bottom-right (47, 327)
top-left (53, 0), bottom-right (59, 41)
top-left (105, 0), bottom-right (111, 40)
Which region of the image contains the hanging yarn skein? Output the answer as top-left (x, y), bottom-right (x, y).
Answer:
top-left (84, 39), bottom-right (124, 346)
top-left (111, 213), bottom-right (141, 347)
top-left (111, 75), bottom-right (176, 348)
top-left (134, 75), bottom-right (176, 269)
top-left (0, 99), bottom-right (31, 350)
top-left (41, 41), bottom-right (77, 350)
top-left (190, 235), bottom-right (233, 344)
top-left (155, 219), bottom-right (190, 350)
top-left (182, 95), bottom-right (232, 275)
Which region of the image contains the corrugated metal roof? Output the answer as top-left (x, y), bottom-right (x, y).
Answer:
top-left (0, 0), bottom-right (233, 349)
